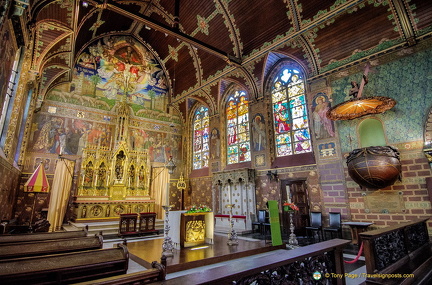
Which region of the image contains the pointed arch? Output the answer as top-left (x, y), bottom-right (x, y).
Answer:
top-left (191, 105), bottom-right (210, 169)
top-left (267, 60), bottom-right (312, 157)
top-left (223, 84), bottom-right (251, 164)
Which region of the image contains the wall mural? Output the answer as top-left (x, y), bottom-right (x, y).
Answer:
top-left (46, 36), bottom-right (168, 115)
top-left (128, 128), bottom-right (181, 163)
top-left (29, 114), bottom-right (114, 155)
top-left (312, 93), bottom-right (334, 139)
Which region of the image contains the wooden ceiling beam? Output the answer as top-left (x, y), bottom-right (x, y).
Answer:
top-left (86, 0), bottom-right (242, 67)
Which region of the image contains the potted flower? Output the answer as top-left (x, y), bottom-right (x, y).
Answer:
top-left (283, 202), bottom-right (299, 212)
top-left (185, 204), bottom-right (212, 213)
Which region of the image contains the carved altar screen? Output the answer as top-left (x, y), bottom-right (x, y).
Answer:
top-left (212, 169), bottom-right (256, 233)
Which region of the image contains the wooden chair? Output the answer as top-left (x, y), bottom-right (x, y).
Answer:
top-left (254, 210), bottom-right (270, 240)
top-left (323, 212), bottom-right (342, 240)
top-left (305, 212), bottom-right (323, 242)
top-left (139, 212), bottom-right (159, 235)
top-left (119, 213), bottom-right (139, 237)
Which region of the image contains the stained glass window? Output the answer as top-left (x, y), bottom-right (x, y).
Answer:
top-left (192, 106), bottom-right (210, 169)
top-left (226, 90), bottom-right (251, 164)
top-left (272, 67), bottom-right (311, 156)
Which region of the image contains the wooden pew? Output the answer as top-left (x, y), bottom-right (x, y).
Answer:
top-left (0, 244), bottom-right (129, 285)
top-left (73, 261), bottom-right (166, 284)
top-left (151, 239), bottom-right (350, 285)
top-left (0, 234), bottom-right (103, 260)
top-left (0, 227), bottom-right (88, 244)
top-left (360, 218), bottom-right (432, 285)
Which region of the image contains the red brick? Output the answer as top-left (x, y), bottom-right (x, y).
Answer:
top-left (378, 215), bottom-right (390, 220)
top-left (401, 159), bottom-right (414, 164)
top-left (350, 209), bottom-right (360, 214)
top-left (374, 220), bottom-right (386, 226)
top-left (403, 172), bottom-right (417, 177)
top-left (418, 171), bottom-right (432, 176)
top-left (327, 191), bottom-right (340, 197)
top-left (392, 216), bottom-right (405, 220)
top-left (410, 209), bottom-right (425, 214)
top-left (414, 190), bottom-right (428, 195)
top-left (409, 196), bottom-right (422, 201)
top-left (415, 158), bottom-right (427, 164)
top-left (409, 165), bottom-right (423, 170)
top-left (354, 214), bottom-right (366, 219)
top-left (367, 215), bottom-right (378, 219)
top-left (392, 185), bottom-right (405, 190)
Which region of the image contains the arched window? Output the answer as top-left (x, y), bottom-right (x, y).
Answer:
top-left (192, 106), bottom-right (209, 169)
top-left (271, 66), bottom-right (311, 156)
top-left (226, 90), bottom-right (251, 164)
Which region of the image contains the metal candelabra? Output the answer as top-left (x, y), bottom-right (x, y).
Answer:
top-left (161, 205), bottom-right (174, 257)
top-left (226, 204), bottom-right (238, 245)
top-left (287, 211), bottom-right (299, 249)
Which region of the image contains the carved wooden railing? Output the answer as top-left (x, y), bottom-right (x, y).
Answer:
top-left (360, 218), bottom-right (432, 284)
top-left (153, 239), bottom-right (350, 285)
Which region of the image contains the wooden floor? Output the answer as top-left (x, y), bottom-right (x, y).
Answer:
top-left (127, 234), bottom-right (286, 273)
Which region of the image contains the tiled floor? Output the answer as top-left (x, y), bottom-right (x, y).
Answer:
top-left (103, 233), bottom-right (367, 284)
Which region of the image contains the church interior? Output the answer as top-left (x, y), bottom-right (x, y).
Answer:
top-left (0, 0), bottom-right (432, 284)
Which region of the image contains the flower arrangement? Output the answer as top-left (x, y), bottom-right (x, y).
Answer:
top-left (185, 204), bottom-right (212, 213)
top-left (283, 202), bottom-right (299, 212)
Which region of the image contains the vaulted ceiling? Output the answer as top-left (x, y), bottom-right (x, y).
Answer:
top-left (24, 0), bottom-right (432, 121)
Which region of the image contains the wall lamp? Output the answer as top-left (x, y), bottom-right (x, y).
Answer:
top-left (267, 170), bottom-right (278, 182)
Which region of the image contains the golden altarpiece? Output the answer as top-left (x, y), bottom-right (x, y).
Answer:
top-left (73, 102), bottom-right (154, 221)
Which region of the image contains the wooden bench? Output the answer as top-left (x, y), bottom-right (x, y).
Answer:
top-left (0, 228), bottom-right (88, 244)
top-left (139, 212), bottom-right (159, 235)
top-left (0, 234), bottom-right (103, 260)
top-left (0, 244), bottom-right (129, 285)
top-left (72, 261), bottom-right (166, 284)
top-left (360, 218), bottom-right (432, 285)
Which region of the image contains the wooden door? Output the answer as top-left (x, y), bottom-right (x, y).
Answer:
top-left (280, 180), bottom-right (309, 236)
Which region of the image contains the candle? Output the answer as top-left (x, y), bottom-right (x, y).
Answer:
top-left (166, 181), bottom-right (170, 206)
top-left (286, 185), bottom-right (291, 203)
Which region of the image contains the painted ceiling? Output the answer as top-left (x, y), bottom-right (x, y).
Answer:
top-left (22, 0), bottom-right (432, 121)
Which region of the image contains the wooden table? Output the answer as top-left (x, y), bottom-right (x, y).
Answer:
top-left (342, 222), bottom-right (373, 245)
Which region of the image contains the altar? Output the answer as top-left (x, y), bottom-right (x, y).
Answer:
top-left (168, 210), bottom-right (214, 249)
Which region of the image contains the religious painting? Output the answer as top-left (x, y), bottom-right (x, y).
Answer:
top-left (251, 114), bottom-right (266, 151)
top-left (30, 114), bottom-right (114, 155)
top-left (46, 36), bottom-right (168, 116)
top-left (312, 93), bottom-right (335, 139)
top-left (210, 128), bottom-right (220, 159)
top-left (128, 128), bottom-right (181, 163)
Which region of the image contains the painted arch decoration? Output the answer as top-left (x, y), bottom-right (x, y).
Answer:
top-left (47, 36), bottom-right (169, 114)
